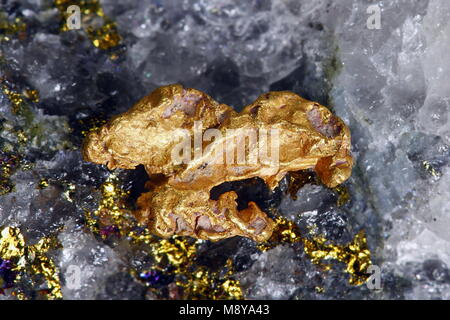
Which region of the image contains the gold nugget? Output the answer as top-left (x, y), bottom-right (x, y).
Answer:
top-left (82, 84), bottom-right (352, 241)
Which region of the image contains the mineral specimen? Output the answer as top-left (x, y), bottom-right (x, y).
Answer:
top-left (1, 0), bottom-right (448, 301)
top-left (82, 84), bottom-right (353, 241)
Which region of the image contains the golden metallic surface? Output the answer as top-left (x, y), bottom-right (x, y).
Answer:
top-left (54, 0), bottom-right (122, 53)
top-left (0, 226), bottom-right (62, 299)
top-left (0, 11), bottom-right (26, 42)
top-left (83, 84), bottom-right (353, 241)
top-left (1, 83), bottom-right (38, 127)
top-left (333, 185), bottom-right (351, 207)
top-left (38, 178), bottom-right (49, 189)
top-left (24, 89), bottom-right (40, 103)
top-left (83, 84), bottom-right (352, 189)
top-left (220, 278), bottom-right (243, 300)
top-left (422, 160), bottom-right (441, 178)
top-left (0, 227), bottom-right (25, 260)
top-left (1, 86), bottom-right (26, 115)
top-left (83, 173), bottom-right (244, 299)
top-left (258, 217), bottom-right (372, 285)
top-left (83, 173), bottom-right (133, 237)
top-left (28, 237), bottom-right (63, 299)
top-left (79, 116), bottom-right (107, 137)
top-left (136, 184), bottom-right (274, 242)
top-left (315, 286), bottom-right (325, 293)
top-left (303, 230), bottom-right (371, 285)
top-left (151, 237), bottom-right (198, 267)
top-left (0, 153), bottom-right (21, 196)
top-left (257, 216), bottom-right (302, 251)
top-left (175, 259), bottom-right (244, 300)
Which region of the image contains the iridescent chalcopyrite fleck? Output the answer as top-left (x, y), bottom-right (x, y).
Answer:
top-left (83, 84), bottom-right (353, 242)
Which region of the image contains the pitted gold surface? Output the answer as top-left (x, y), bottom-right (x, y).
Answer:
top-left (136, 184), bottom-right (274, 242)
top-left (82, 84), bottom-right (353, 242)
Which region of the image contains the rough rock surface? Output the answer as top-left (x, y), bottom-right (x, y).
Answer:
top-left (0, 0), bottom-right (449, 299)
